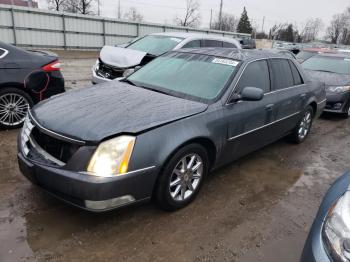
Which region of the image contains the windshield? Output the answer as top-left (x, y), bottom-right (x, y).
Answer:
top-left (127, 35), bottom-right (184, 56)
top-left (302, 55), bottom-right (350, 75)
top-left (127, 52), bottom-right (239, 101)
top-left (296, 51), bottom-right (315, 61)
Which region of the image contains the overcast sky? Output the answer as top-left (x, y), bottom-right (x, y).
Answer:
top-left (38, 0), bottom-right (350, 35)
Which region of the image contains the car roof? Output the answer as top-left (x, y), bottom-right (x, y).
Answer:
top-left (149, 32), bottom-right (241, 43)
top-left (302, 48), bottom-right (335, 53)
top-left (174, 47), bottom-right (288, 61)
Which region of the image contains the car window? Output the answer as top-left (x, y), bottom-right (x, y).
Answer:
top-left (289, 61), bottom-right (303, 85)
top-left (127, 35), bottom-right (184, 56)
top-left (128, 52), bottom-right (239, 101)
top-left (202, 40), bottom-right (223, 47)
top-left (182, 40), bottom-right (201, 49)
top-left (296, 51), bottom-right (315, 61)
top-left (235, 60), bottom-right (270, 93)
top-left (223, 42), bottom-right (237, 48)
top-left (269, 59), bottom-right (294, 90)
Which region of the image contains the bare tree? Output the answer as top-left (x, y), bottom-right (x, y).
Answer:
top-left (47, 0), bottom-right (66, 11)
top-left (211, 13), bottom-right (238, 32)
top-left (326, 14), bottom-right (347, 44)
top-left (63, 0), bottom-right (95, 14)
top-left (299, 18), bottom-right (324, 42)
top-left (123, 7), bottom-right (143, 22)
top-left (174, 0), bottom-right (201, 28)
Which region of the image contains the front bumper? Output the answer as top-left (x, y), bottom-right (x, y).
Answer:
top-left (17, 151), bottom-right (157, 212)
top-left (91, 67), bottom-right (111, 85)
top-left (324, 92), bottom-right (350, 114)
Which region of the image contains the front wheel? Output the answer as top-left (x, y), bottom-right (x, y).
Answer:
top-left (289, 106), bottom-right (314, 144)
top-left (154, 144), bottom-right (209, 211)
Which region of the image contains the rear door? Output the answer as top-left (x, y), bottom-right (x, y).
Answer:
top-left (221, 59), bottom-right (277, 163)
top-left (266, 58), bottom-right (305, 136)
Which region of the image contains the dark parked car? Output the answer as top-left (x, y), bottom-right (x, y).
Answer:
top-left (0, 42), bottom-right (65, 129)
top-left (18, 48), bottom-right (325, 212)
top-left (302, 53), bottom-right (350, 118)
top-left (239, 38), bottom-right (256, 49)
top-left (301, 171), bottom-right (350, 262)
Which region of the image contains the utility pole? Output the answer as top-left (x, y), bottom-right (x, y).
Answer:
top-left (262, 16), bottom-right (265, 33)
top-left (219, 0), bottom-right (223, 31)
top-left (97, 0), bottom-right (100, 16)
top-left (210, 9), bottom-right (213, 29)
top-left (118, 0), bottom-right (121, 19)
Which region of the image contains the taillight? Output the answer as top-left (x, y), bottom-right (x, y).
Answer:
top-left (42, 60), bottom-right (61, 72)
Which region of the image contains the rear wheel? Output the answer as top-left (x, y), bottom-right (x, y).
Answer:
top-left (289, 106), bottom-right (314, 144)
top-left (154, 144), bottom-right (209, 211)
top-left (0, 88), bottom-right (33, 129)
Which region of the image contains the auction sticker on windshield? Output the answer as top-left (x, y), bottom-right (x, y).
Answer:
top-left (212, 58), bottom-right (239, 66)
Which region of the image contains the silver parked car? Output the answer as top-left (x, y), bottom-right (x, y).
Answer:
top-left (92, 32), bottom-right (242, 84)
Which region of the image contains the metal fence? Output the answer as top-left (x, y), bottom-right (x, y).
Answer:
top-left (0, 4), bottom-right (250, 50)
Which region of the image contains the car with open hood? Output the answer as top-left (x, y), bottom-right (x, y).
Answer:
top-left (302, 53), bottom-right (350, 118)
top-left (18, 48), bottom-right (325, 212)
top-left (91, 32), bottom-right (242, 84)
top-left (0, 42), bottom-right (65, 129)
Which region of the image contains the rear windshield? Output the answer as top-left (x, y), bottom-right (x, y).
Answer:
top-left (127, 35), bottom-right (184, 56)
top-left (302, 55), bottom-right (350, 75)
top-left (127, 52), bottom-right (239, 102)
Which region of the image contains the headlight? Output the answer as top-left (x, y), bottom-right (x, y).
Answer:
top-left (323, 191), bottom-right (350, 261)
top-left (87, 136), bottom-right (135, 177)
top-left (327, 86), bottom-right (350, 93)
top-left (93, 59), bottom-right (100, 71)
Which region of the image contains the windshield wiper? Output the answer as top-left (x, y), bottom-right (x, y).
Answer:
top-left (315, 70), bottom-right (336, 73)
top-left (121, 78), bottom-right (138, 86)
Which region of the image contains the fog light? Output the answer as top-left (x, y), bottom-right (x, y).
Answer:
top-left (333, 103), bottom-right (343, 110)
top-left (85, 195), bottom-right (135, 210)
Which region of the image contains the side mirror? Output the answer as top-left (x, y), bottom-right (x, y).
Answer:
top-left (230, 87), bottom-right (264, 103)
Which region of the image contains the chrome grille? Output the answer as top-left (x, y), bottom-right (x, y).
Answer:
top-left (21, 115), bottom-right (34, 156)
top-left (20, 115), bottom-right (66, 167)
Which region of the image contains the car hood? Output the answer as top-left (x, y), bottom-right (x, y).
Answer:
top-left (305, 70), bottom-right (350, 86)
top-left (31, 81), bottom-right (208, 143)
top-left (99, 46), bottom-right (147, 68)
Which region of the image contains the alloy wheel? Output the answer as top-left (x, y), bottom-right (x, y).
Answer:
top-left (0, 93), bottom-right (30, 127)
top-left (169, 153), bottom-right (203, 202)
top-left (298, 111), bottom-right (312, 140)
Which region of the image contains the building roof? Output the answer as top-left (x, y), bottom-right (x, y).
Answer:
top-left (175, 47), bottom-right (287, 61)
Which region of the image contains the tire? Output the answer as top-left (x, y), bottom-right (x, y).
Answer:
top-left (288, 106), bottom-right (314, 144)
top-left (341, 104), bottom-right (350, 119)
top-left (154, 144), bottom-right (209, 211)
top-left (0, 88), bottom-right (33, 130)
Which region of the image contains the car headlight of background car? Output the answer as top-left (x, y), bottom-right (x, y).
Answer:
top-left (87, 136), bottom-right (135, 177)
top-left (322, 191), bottom-right (350, 261)
top-left (326, 86), bottom-right (350, 94)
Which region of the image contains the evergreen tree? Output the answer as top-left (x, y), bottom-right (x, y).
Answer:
top-left (237, 7), bottom-right (253, 34)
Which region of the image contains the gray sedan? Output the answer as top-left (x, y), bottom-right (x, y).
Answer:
top-left (18, 48), bottom-right (326, 212)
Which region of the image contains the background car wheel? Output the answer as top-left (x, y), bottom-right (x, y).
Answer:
top-left (289, 106), bottom-right (314, 144)
top-left (0, 88), bottom-right (33, 130)
top-left (154, 143), bottom-right (209, 211)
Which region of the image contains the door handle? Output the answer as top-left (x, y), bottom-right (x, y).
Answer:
top-left (265, 104), bottom-right (274, 111)
top-left (300, 93), bottom-right (306, 98)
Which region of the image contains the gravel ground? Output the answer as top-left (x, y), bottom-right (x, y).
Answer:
top-left (0, 51), bottom-right (349, 262)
